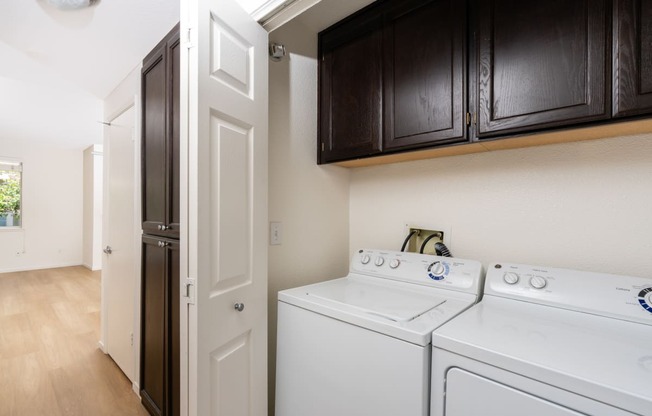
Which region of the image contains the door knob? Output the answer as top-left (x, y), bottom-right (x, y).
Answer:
top-left (103, 246), bottom-right (112, 254)
top-left (234, 303), bottom-right (245, 312)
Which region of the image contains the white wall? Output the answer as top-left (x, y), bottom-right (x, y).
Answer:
top-left (267, 19), bottom-right (351, 414)
top-left (0, 139), bottom-right (84, 273)
top-left (83, 144), bottom-right (103, 271)
top-left (350, 134), bottom-right (652, 278)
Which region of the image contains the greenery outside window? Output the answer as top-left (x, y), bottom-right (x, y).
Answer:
top-left (0, 160), bottom-right (22, 228)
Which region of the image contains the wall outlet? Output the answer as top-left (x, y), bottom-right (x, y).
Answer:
top-left (404, 223), bottom-right (452, 255)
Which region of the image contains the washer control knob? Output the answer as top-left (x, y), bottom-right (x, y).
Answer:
top-left (530, 276), bottom-right (547, 289)
top-left (389, 259), bottom-right (400, 269)
top-left (360, 254), bottom-right (371, 265)
top-left (503, 272), bottom-right (520, 285)
top-left (374, 256), bottom-right (385, 267)
top-left (637, 288), bottom-right (652, 313)
top-left (429, 261), bottom-right (446, 276)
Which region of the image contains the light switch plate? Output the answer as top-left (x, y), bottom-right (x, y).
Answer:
top-left (270, 222), bottom-right (282, 245)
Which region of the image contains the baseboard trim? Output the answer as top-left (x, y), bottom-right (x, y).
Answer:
top-left (0, 262), bottom-right (84, 274)
top-left (98, 340), bottom-right (107, 353)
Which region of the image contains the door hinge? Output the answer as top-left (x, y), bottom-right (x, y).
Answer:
top-left (466, 112), bottom-right (471, 126)
top-left (185, 28), bottom-right (195, 49)
top-left (184, 278), bottom-right (196, 305)
top-left (130, 333), bottom-right (134, 346)
top-left (321, 142), bottom-right (325, 152)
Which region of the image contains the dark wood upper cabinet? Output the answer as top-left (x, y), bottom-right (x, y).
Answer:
top-left (383, 0), bottom-right (467, 150)
top-left (319, 10), bottom-right (384, 163)
top-left (142, 24), bottom-right (180, 238)
top-left (613, 0), bottom-right (652, 117)
top-left (476, 0), bottom-right (610, 137)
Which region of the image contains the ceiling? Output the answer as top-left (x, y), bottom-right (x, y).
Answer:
top-left (0, 0), bottom-right (179, 99)
top-left (0, 0), bottom-right (179, 149)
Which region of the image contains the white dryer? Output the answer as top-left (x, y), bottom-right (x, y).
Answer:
top-left (431, 262), bottom-right (652, 416)
top-left (275, 249), bottom-right (483, 416)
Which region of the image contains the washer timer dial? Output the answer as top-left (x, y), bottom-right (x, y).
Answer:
top-left (638, 287), bottom-right (652, 313)
top-left (427, 261), bottom-right (449, 281)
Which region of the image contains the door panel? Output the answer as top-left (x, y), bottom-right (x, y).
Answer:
top-left (613, 0), bottom-right (652, 117)
top-left (446, 368), bottom-right (586, 416)
top-left (103, 106), bottom-right (137, 383)
top-left (477, 0), bottom-right (609, 136)
top-left (169, 34), bottom-right (182, 238)
top-left (141, 236), bottom-right (167, 416)
top-left (319, 12), bottom-right (383, 163)
top-left (181, 1), bottom-right (268, 415)
top-left (142, 50), bottom-right (167, 235)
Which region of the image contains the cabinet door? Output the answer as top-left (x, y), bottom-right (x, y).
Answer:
top-left (168, 240), bottom-right (180, 416)
top-left (613, 0), bottom-right (652, 117)
top-left (319, 10), bottom-right (383, 163)
top-left (477, 0), bottom-right (609, 137)
top-left (142, 25), bottom-right (180, 238)
top-left (142, 46), bottom-right (168, 237)
top-left (140, 236), bottom-right (167, 416)
top-left (140, 236), bottom-right (179, 416)
top-left (167, 31), bottom-right (181, 239)
top-left (383, 0), bottom-right (467, 150)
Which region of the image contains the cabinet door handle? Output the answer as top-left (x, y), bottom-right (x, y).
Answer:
top-left (157, 241), bottom-right (169, 248)
top-left (103, 246), bottom-right (112, 254)
top-left (157, 224), bottom-right (170, 231)
top-left (234, 303), bottom-right (245, 312)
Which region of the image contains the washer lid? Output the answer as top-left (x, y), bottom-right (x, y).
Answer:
top-left (279, 275), bottom-right (477, 346)
top-left (307, 278), bottom-right (447, 322)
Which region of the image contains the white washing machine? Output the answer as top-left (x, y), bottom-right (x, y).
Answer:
top-left (275, 249), bottom-right (483, 416)
top-left (431, 262), bottom-right (652, 416)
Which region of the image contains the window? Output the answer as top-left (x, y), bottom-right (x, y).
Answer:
top-left (0, 160), bottom-right (22, 228)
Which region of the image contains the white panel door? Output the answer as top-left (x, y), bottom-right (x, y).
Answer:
top-left (102, 106), bottom-right (137, 382)
top-left (180, 1), bottom-right (268, 415)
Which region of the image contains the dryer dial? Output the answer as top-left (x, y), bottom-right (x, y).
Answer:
top-left (529, 276), bottom-right (547, 289)
top-left (360, 254), bottom-right (371, 265)
top-left (374, 256), bottom-right (385, 267)
top-left (503, 272), bottom-right (520, 285)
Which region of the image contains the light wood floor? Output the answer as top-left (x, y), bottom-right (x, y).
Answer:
top-left (0, 266), bottom-right (149, 416)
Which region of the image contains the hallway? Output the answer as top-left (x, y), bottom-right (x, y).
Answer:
top-left (0, 266), bottom-right (148, 416)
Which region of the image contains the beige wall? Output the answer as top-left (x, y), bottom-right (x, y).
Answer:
top-left (350, 134), bottom-right (652, 278)
top-left (267, 18), bottom-right (351, 414)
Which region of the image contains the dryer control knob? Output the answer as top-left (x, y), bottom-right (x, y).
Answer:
top-left (503, 272), bottom-right (520, 285)
top-left (389, 259), bottom-right (400, 269)
top-left (374, 256), bottom-right (385, 267)
top-left (360, 254), bottom-right (371, 265)
top-left (530, 276), bottom-right (547, 289)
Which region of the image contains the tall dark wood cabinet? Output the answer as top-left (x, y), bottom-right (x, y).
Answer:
top-left (140, 23), bottom-right (180, 416)
top-left (319, 0), bottom-right (468, 163)
top-left (476, 0), bottom-right (610, 137)
top-left (613, 0), bottom-right (652, 117)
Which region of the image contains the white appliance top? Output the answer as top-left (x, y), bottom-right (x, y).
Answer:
top-left (278, 249), bottom-right (484, 346)
top-left (433, 262), bottom-right (652, 415)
